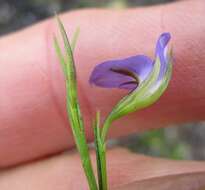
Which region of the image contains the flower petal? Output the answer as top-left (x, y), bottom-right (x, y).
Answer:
top-left (155, 32), bottom-right (171, 81)
top-left (89, 55), bottom-right (153, 90)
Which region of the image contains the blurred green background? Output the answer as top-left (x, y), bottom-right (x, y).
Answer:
top-left (0, 0), bottom-right (174, 35)
top-left (0, 0), bottom-right (204, 160)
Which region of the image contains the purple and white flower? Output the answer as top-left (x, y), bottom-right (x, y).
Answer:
top-left (90, 33), bottom-right (173, 139)
top-left (90, 33), bottom-right (172, 92)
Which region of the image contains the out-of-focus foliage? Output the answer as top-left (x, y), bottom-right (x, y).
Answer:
top-left (0, 0), bottom-right (204, 161)
top-left (0, 0), bottom-right (174, 35)
top-left (119, 123), bottom-right (205, 160)
top-left (119, 128), bottom-right (191, 160)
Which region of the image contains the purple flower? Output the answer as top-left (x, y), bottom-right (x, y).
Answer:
top-left (89, 33), bottom-right (172, 140)
top-left (89, 33), bottom-right (171, 92)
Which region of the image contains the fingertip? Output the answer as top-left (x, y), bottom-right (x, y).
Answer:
top-left (0, 0), bottom-right (205, 167)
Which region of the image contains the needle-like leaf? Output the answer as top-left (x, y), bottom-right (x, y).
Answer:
top-left (54, 15), bottom-right (98, 190)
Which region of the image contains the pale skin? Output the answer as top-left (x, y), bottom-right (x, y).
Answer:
top-left (0, 0), bottom-right (205, 189)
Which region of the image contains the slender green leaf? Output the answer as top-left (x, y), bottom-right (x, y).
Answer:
top-left (54, 15), bottom-right (98, 190)
top-left (71, 27), bottom-right (80, 51)
top-left (53, 35), bottom-right (66, 74)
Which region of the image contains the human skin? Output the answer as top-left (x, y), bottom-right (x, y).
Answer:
top-left (0, 0), bottom-right (205, 189)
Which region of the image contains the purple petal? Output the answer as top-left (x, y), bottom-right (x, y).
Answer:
top-left (89, 55), bottom-right (153, 90)
top-left (155, 32), bottom-right (171, 81)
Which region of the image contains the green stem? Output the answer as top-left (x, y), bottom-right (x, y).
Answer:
top-left (101, 117), bottom-right (112, 142)
top-left (93, 112), bottom-right (108, 190)
top-left (99, 143), bottom-right (107, 190)
top-left (63, 44), bottom-right (98, 190)
top-left (73, 134), bottom-right (98, 190)
top-left (94, 124), bottom-right (103, 190)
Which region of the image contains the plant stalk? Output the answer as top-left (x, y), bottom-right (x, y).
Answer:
top-left (94, 112), bottom-right (108, 190)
